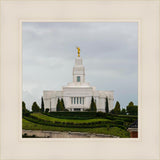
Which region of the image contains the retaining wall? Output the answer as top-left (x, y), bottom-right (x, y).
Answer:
top-left (22, 130), bottom-right (119, 138)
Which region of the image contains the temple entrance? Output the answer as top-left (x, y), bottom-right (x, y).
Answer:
top-left (73, 108), bottom-right (81, 111)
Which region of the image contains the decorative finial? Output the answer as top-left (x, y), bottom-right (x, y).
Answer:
top-left (77, 47), bottom-right (80, 57)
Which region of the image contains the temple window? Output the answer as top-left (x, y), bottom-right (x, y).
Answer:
top-left (77, 76), bottom-right (80, 82)
top-left (71, 97), bottom-right (73, 104)
top-left (74, 97), bottom-right (76, 104)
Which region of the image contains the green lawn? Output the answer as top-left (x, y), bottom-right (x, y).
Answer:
top-left (22, 118), bottom-right (130, 138)
top-left (31, 113), bottom-right (111, 124)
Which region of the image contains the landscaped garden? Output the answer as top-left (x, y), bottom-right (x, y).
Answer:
top-left (22, 100), bottom-right (138, 138)
top-left (22, 112), bottom-right (137, 138)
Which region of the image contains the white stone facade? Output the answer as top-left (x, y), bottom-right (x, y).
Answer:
top-left (43, 56), bottom-right (114, 112)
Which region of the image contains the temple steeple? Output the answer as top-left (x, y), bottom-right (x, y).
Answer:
top-left (73, 48), bottom-right (85, 83)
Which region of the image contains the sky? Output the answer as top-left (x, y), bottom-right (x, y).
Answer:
top-left (22, 22), bottom-right (138, 111)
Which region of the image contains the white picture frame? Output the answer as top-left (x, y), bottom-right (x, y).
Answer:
top-left (0, 0), bottom-right (159, 160)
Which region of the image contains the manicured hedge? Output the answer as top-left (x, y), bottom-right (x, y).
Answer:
top-left (23, 111), bottom-right (137, 130)
top-left (23, 115), bottom-right (126, 129)
top-left (44, 112), bottom-right (137, 123)
top-left (45, 112), bottom-right (97, 120)
top-left (24, 115), bottom-right (54, 126)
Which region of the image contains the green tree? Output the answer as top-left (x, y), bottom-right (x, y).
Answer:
top-left (114, 101), bottom-right (121, 114)
top-left (90, 97), bottom-right (97, 112)
top-left (56, 98), bottom-right (66, 111)
top-left (60, 98), bottom-right (65, 111)
top-left (126, 102), bottom-right (138, 115)
top-left (22, 101), bottom-right (26, 113)
top-left (45, 108), bottom-right (49, 113)
top-left (121, 108), bottom-right (127, 115)
top-left (41, 97), bottom-right (44, 112)
top-left (105, 97), bottom-right (109, 113)
top-left (22, 101), bottom-right (30, 116)
top-left (56, 98), bottom-right (62, 111)
top-left (32, 102), bottom-right (40, 112)
top-left (110, 109), bottom-right (115, 114)
top-left (129, 101), bottom-right (134, 106)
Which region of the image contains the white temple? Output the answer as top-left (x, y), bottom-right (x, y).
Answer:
top-left (43, 48), bottom-right (114, 112)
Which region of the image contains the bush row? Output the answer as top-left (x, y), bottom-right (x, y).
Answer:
top-left (23, 115), bottom-right (126, 129)
top-left (44, 112), bottom-right (137, 123)
top-left (45, 112), bottom-right (97, 120)
top-left (45, 115), bottom-right (95, 120)
top-left (46, 111), bottom-right (137, 118)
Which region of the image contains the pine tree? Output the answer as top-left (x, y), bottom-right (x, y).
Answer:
top-left (105, 98), bottom-right (109, 113)
top-left (61, 98), bottom-right (65, 111)
top-left (32, 102), bottom-right (40, 112)
top-left (22, 101), bottom-right (30, 116)
top-left (56, 98), bottom-right (63, 111)
top-left (114, 101), bottom-right (121, 114)
top-left (90, 97), bottom-right (97, 112)
top-left (41, 97), bottom-right (44, 112)
top-left (22, 101), bottom-right (26, 113)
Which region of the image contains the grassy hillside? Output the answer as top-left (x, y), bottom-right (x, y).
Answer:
top-left (22, 112), bottom-right (137, 138)
top-left (22, 118), bottom-right (130, 138)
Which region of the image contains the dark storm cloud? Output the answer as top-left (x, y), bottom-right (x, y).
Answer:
top-left (23, 22), bottom-right (138, 110)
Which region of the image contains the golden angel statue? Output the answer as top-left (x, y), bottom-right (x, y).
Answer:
top-left (77, 47), bottom-right (80, 57)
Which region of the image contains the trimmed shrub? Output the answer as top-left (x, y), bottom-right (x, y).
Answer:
top-left (96, 112), bottom-right (106, 118)
top-left (45, 108), bottom-right (49, 113)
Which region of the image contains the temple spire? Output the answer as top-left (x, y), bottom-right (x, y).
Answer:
top-left (77, 47), bottom-right (80, 57)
